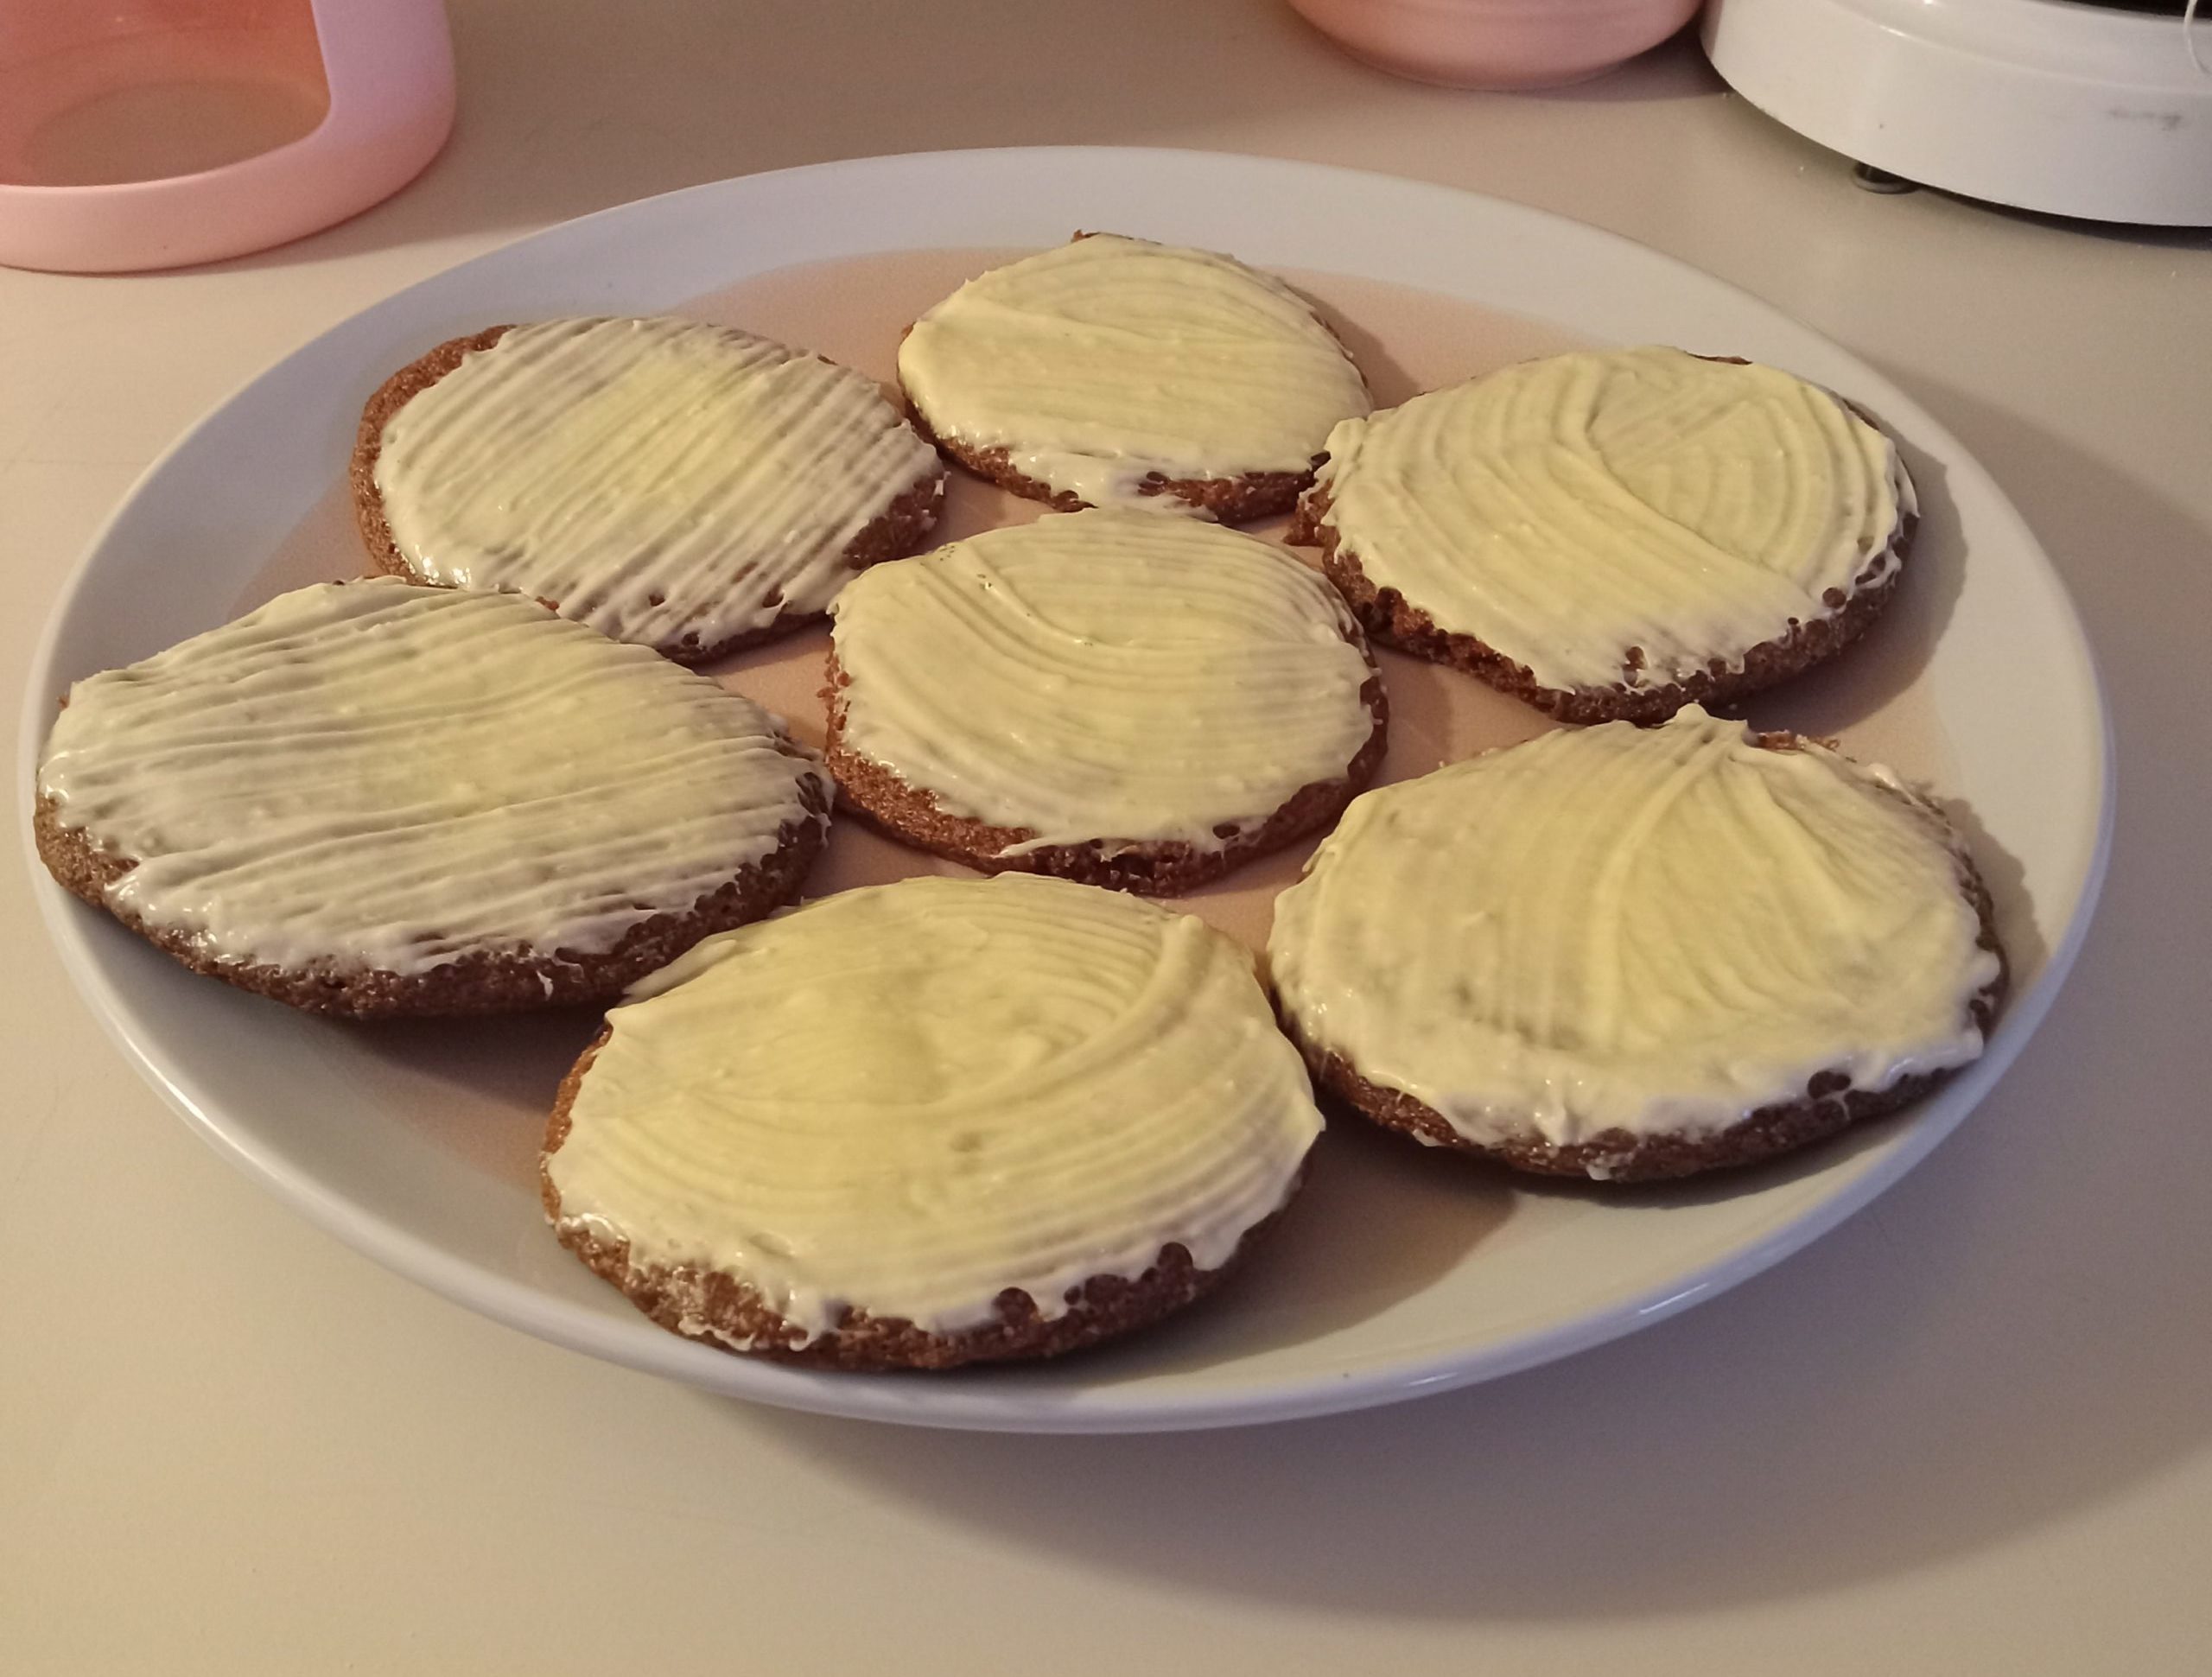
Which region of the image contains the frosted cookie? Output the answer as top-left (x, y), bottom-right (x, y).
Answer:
top-left (353, 317), bottom-right (944, 660)
top-left (823, 509), bottom-right (1387, 893)
top-left (1289, 347), bottom-right (1916, 723)
top-left (34, 578), bottom-right (830, 1018)
top-left (1267, 707), bottom-right (2005, 1182)
top-left (542, 873), bottom-right (1324, 1369)
top-left (897, 234), bottom-right (1371, 520)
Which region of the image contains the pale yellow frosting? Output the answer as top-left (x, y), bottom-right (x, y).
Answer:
top-left (829, 510), bottom-right (1377, 855)
top-left (546, 873), bottom-right (1323, 1344)
top-left (38, 579), bottom-right (828, 977)
top-left (373, 316), bottom-right (940, 651)
top-left (1312, 347), bottom-right (1912, 694)
top-left (1268, 707), bottom-right (1997, 1166)
top-left (897, 235), bottom-right (1372, 512)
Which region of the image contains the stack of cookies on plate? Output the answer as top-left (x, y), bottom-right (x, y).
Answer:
top-left (31, 233), bottom-right (2005, 1371)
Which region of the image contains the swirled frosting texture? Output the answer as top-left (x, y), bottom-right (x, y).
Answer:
top-left (547, 873), bottom-right (1323, 1342)
top-left (1268, 707), bottom-right (1998, 1147)
top-left (829, 510), bottom-right (1376, 854)
top-left (373, 316), bottom-right (939, 651)
top-left (1313, 348), bottom-right (1910, 692)
top-left (37, 579), bottom-right (828, 976)
top-left (897, 235), bottom-right (1372, 511)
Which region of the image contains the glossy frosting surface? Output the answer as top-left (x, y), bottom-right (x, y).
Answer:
top-left (548, 873), bottom-right (1324, 1342)
top-left (899, 235), bottom-right (1371, 511)
top-left (39, 579), bottom-right (827, 975)
top-left (1268, 707), bottom-right (1997, 1153)
top-left (830, 509), bottom-right (1377, 854)
top-left (375, 316), bottom-right (940, 651)
top-left (1313, 347), bottom-right (1910, 692)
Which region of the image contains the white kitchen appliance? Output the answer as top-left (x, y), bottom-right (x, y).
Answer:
top-left (1703, 0), bottom-right (2212, 226)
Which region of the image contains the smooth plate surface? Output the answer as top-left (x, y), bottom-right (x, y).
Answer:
top-left (17, 148), bottom-right (2110, 1432)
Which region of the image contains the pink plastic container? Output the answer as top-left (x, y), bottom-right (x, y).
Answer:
top-left (0, 0), bottom-right (454, 274)
top-left (1287, 0), bottom-right (1702, 90)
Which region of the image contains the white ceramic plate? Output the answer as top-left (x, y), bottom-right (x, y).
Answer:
top-left (20, 149), bottom-right (2110, 1433)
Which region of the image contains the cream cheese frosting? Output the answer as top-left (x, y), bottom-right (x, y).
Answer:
top-left (897, 235), bottom-right (1372, 511)
top-left (372, 316), bottom-right (940, 652)
top-left (37, 578), bottom-right (829, 977)
top-left (1311, 347), bottom-right (1913, 694)
top-left (546, 873), bottom-right (1324, 1344)
top-left (1268, 707), bottom-right (1999, 1153)
top-left (828, 509), bottom-right (1378, 855)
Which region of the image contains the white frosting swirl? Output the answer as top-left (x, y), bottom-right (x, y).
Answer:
top-left (372, 316), bottom-right (940, 653)
top-left (898, 235), bottom-right (1372, 512)
top-left (1312, 348), bottom-right (1912, 693)
top-left (547, 873), bottom-right (1323, 1343)
top-left (38, 579), bottom-right (828, 977)
top-left (1268, 707), bottom-right (1998, 1153)
top-left (829, 510), bottom-right (1378, 855)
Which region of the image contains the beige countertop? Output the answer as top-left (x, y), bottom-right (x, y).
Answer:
top-left (5, 3), bottom-right (2209, 1670)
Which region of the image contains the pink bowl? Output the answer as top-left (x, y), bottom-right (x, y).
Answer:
top-left (1287, 0), bottom-right (1702, 90)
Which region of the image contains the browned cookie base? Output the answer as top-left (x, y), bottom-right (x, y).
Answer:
top-left (351, 324), bottom-right (945, 663)
top-left (902, 398), bottom-right (1314, 524)
top-left (1303, 1039), bottom-right (1986, 1184)
top-left (33, 776), bottom-right (829, 1020)
top-left (1287, 490), bottom-right (1915, 727)
top-left (821, 653), bottom-right (1389, 895)
top-left (542, 1031), bottom-right (1296, 1369)
top-left (1275, 749), bottom-right (2009, 1183)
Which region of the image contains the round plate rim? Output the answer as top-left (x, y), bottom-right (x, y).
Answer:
top-left (16, 146), bottom-right (2115, 1433)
